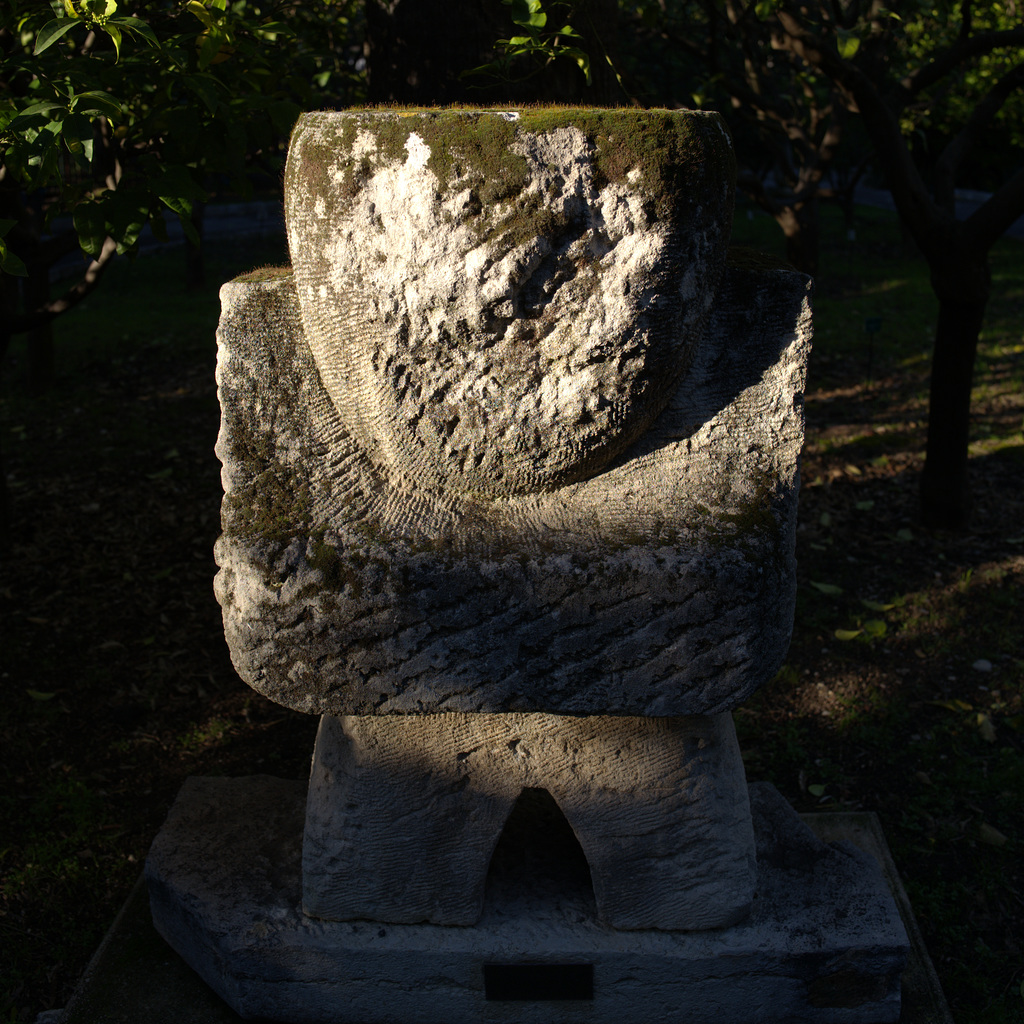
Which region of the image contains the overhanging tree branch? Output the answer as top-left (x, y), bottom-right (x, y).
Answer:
top-left (772, 8), bottom-right (942, 248)
top-left (902, 26), bottom-right (1024, 98)
top-left (7, 236), bottom-right (117, 336)
top-left (965, 166), bottom-right (1024, 253)
top-left (934, 59), bottom-right (1024, 209)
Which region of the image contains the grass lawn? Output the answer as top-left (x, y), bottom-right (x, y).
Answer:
top-left (1, 201), bottom-right (1022, 1023)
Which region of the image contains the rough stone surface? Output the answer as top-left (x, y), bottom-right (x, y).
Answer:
top-left (284, 109), bottom-right (734, 498)
top-left (302, 711), bottom-right (755, 930)
top-left (146, 776), bottom-right (909, 1024)
top-left (213, 257), bottom-right (811, 717)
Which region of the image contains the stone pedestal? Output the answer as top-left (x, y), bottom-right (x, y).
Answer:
top-left (146, 109), bottom-right (910, 1024)
top-left (303, 712), bottom-right (755, 931)
top-left (147, 777), bottom-right (908, 1024)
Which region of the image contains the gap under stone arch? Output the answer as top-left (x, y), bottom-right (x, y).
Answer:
top-left (483, 787), bottom-right (596, 919)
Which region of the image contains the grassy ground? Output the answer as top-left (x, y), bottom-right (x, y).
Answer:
top-left (1, 203), bottom-right (1022, 1023)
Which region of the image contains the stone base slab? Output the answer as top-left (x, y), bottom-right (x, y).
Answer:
top-left (146, 776), bottom-right (909, 1024)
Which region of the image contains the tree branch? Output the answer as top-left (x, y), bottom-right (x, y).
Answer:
top-left (964, 166), bottom-right (1024, 253)
top-left (903, 27), bottom-right (1024, 99)
top-left (933, 60), bottom-right (1024, 210)
top-left (959, 1), bottom-right (973, 41)
top-left (773, 8), bottom-right (942, 248)
top-left (7, 237), bottom-right (118, 335)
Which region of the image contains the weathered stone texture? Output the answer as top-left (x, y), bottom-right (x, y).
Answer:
top-left (146, 777), bottom-right (908, 1024)
top-left (302, 711), bottom-right (755, 930)
top-left (213, 259), bottom-right (811, 717)
top-left (284, 109), bottom-right (735, 498)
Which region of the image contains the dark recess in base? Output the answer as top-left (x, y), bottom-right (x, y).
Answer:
top-left (483, 962), bottom-right (595, 1001)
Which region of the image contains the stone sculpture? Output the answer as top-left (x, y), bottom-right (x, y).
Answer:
top-left (147, 109), bottom-right (909, 1024)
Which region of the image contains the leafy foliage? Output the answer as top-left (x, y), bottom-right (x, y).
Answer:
top-left (463, 0), bottom-right (592, 87)
top-left (0, 0), bottom-right (363, 298)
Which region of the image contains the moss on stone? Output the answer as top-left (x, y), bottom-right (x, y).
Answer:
top-left (307, 533), bottom-right (365, 599)
top-left (234, 265), bottom-right (293, 284)
top-left (221, 404), bottom-right (314, 544)
top-left (223, 465), bottom-right (313, 544)
top-left (518, 108), bottom-right (733, 218)
top-left (290, 107), bottom-right (733, 250)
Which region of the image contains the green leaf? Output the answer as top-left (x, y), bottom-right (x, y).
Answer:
top-left (102, 22), bottom-right (122, 60)
top-left (183, 73), bottom-right (222, 113)
top-left (88, 0), bottom-right (119, 19)
top-left (178, 212), bottom-right (201, 247)
top-left (837, 30), bottom-right (861, 60)
top-left (61, 111), bottom-right (95, 161)
top-left (73, 200), bottom-right (106, 257)
top-left (863, 619), bottom-right (887, 638)
top-left (0, 238), bottom-right (28, 277)
top-left (33, 18), bottom-right (80, 55)
top-left (810, 581), bottom-right (843, 595)
top-left (22, 122), bottom-right (63, 189)
top-left (564, 47), bottom-right (591, 85)
top-left (807, 784), bottom-right (826, 797)
top-left (187, 0), bottom-right (215, 29)
top-left (12, 98), bottom-right (67, 120)
top-left (110, 14), bottom-right (158, 45)
top-left (106, 189), bottom-right (151, 253)
top-left (26, 689), bottom-right (57, 701)
top-left (74, 91), bottom-right (122, 120)
top-left (834, 628), bottom-right (863, 641)
top-left (151, 165), bottom-right (207, 226)
top-left (198, 29), bottom-right (225, 68)
top-left (507, 0), bottom-right (539, 21)
top-left (861, 599), bottom-right (895, 612)
top-left (855, 500), bottom-right (875, 511)
top-left (929, 698), bottom-right (973, 712)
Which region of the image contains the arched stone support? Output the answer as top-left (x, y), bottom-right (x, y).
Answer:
top-left (303, 711), bottom-right (755, 930)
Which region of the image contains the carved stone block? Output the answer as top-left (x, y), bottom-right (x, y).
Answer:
top-left (303, 711), bottom-right (756, 930)
top-left (213, 258), bottom-right (811, 716)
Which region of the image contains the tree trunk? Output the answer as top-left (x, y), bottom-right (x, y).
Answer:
top-left (919, 253), bottom-right (990, 530)
top-left (775, 200), bottom-right (820, 277)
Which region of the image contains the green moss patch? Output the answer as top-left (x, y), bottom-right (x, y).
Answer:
top-left (290, 108), bottom-right (733, 236)
top-left (233, 265), bottom-right (293, 284)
